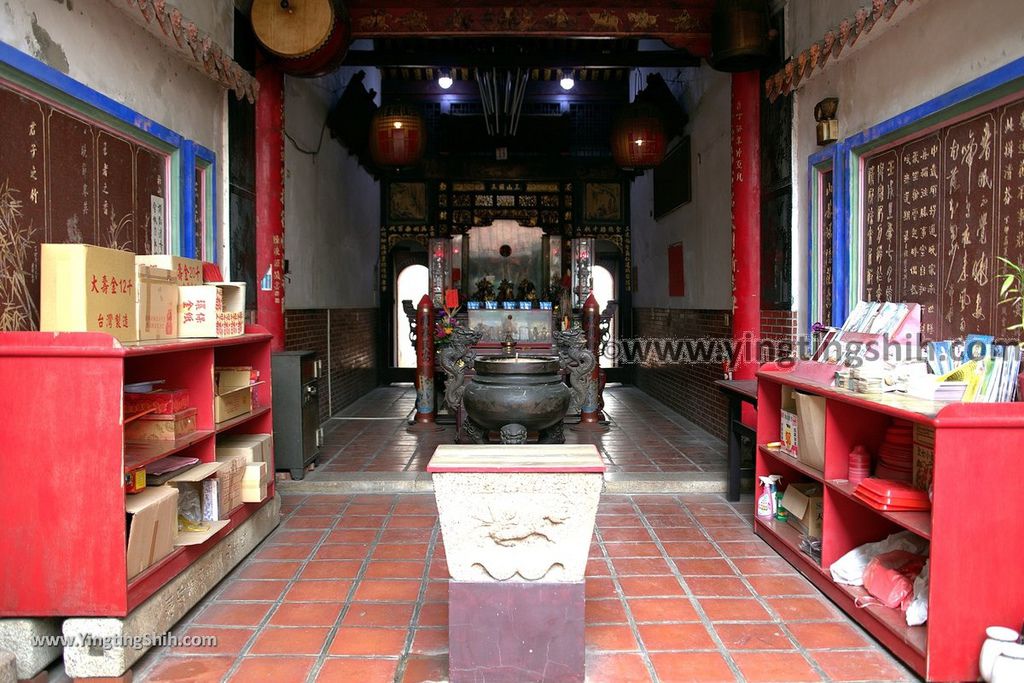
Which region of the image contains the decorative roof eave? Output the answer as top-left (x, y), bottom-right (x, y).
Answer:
top-left (765, 0), bottom-right (926, 102)
top-left (108, 0), bottom-right (259, 102)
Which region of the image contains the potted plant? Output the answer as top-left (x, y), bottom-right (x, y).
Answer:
top-left (997, 257), bottom-right (1024, 400)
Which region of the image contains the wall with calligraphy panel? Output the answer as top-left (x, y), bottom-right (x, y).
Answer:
top-left (0, 79), bottom-right (167, 331)
top-left (861, 95), bottom-right (1024, 340)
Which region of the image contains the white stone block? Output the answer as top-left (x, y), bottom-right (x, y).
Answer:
top-left (0, 619), bottom-right (61, 680)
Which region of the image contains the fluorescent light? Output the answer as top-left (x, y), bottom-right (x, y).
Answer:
top-left (559, 69), bottom-right (575, 91)
top-left (438, 69), bottom-right (453, 90)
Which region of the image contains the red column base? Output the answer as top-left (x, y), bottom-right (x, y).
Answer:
top-left (571, 412), bottom-right (610, 432)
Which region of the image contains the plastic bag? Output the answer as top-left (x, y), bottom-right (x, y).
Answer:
top-left (862, 550), bottom-right (927, 610)
top-left (176, 484), bottom-right (208, 531)
top-left (905, 560), bottom-right (929, 626)
top-left (829, 530), bottom-right (929, 586)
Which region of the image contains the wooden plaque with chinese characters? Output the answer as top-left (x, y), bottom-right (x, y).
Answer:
top-left (861, 94), bottom-right (1024, 340)
top-left (0, 79), bottom-right (168, 331)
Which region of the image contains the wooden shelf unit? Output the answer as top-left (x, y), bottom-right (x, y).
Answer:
top-left (0, 327), bottom-right (276, 617)
top-left (756, 364), bottom-right (1024, 682)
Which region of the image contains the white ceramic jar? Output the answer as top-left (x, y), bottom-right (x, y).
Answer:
top-left (992, 642), bottom-right (1024, 683)
top-left (981, 626), bottom-right (1022, 682)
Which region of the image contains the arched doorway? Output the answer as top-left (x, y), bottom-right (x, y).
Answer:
top-left (395, 264), bottom-right (428, 368)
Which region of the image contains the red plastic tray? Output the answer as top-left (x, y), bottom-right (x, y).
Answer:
top-left (854, 478), bottom-right (931, 510)
top-left (853, 489), bottom-right (931, 511)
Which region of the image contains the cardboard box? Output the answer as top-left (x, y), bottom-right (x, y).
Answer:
top-left (794, 391), bottom-right (826, 473)
top-left (201, 478), bottom-right (220, 521)
top-left (124, 407), bottom-right (197, 442)
top-left (214, 451), bottom-right (248, 516)
top-left (913, 423), bottom-right (935, 448)
top-left (780, 386), bottom-right (799, 458)
top-left (40, 243), bottom-right (137, 342)
top-left (781, 482), bottom-right (824, 539)
top-left (178, 283), bottom-right (245, 338)
top-left (135, 264), bottom-right (178, 340)
top-left (165, 462), bottom-right (229, 545)
top-left (242, 461), bottom-right (269, 503)
top-left (123, 389), bottom-right (190, 416)
top-left (214, 367), bottom-right (257, 423)
top-left (913, 443), bottom-right (934, 492)
top-left (218, 433), bottom-right (273, 464)
top-left (125, 485), bottom-right (178, 579)
top-left (135, 254), bottom-right (203, 286)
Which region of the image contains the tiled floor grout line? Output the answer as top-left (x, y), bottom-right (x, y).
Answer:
top-left (305, 495), bottom-right (401, 683)
top-left (393, 520), bottom-right (442, 682)
top-left (628, 495), bottom-right (747, 683)
top-left (593, 525), bottom-right (661, 682)
top-left (212, 497), bottom-right (356, 682)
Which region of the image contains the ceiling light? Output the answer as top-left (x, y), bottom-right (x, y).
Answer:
top-left (559, 69), bottom-right (575, 91)
top-left (438, 69), bottom-right (453, 90)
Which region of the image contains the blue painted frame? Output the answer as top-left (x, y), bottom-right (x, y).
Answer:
top-left (0, 40), bottom-right (217, 260)
top-left (180, 142), bottom-right (217, 261)
top-left (806, 145), bottom-right (837, 334)
top-left (820, 55), bottom-right (1024, 326)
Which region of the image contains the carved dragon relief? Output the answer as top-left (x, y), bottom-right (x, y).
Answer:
top-left (553, 329), bottom-right (596, 414)
top-left (437, 326), bottom-right (482, 413)
top-left (469, 496), bottom-right (576, 581)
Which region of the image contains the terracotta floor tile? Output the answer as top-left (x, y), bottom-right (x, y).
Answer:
top-left (674, 558), bottom-right (737, 576)
top-left (266, 529), bottom-right (326, 545)
top-left (585, 577), bottom-right (619, 599)
top-left (810, 650), bottom-right (909, 682)
top-left (704, 527), bottom-right (757, 542)
top-left (194, 602), bottom-right (273, 627)
top-left (684, 576), bottom-right (753, 597)
top-left (422, 581), bottom-right (448, 602)
top-left (283, 580), bottom-right (352, 602)
top-left (644, 513), bottom-right (694, 527)
top-left (380, 528), bottom-right (434, 543)
top-left (316, 657), bottom-right (399, 681)
top-left (372, 543), bottom-right (430, 560)
top-left (234, 561), bottom-right (301, 581)
top-left (363, 560), bottom-right (426, 579)
top-left (387, 515), bottom-right (436, 528)
top-left (269, 601), bottom-right (343, 627)
top-left (341, 602), bottom-right (416, 628)
top-left (765, 596), bottom-right (842, 622)
top-left (282, 515), bottom-right (336, 529)
top-left (416, 602), bottom-right (448, 628)
top-left (618, 575), bottom-right (685, 597)
top-left (649, 651), bottom-right (736, 682)
top-left (597, 514), bottom-right (646, 527)
top-left (584, 652), bottom-right (652, 683)
top-left (713, 623), bottom-right (793, 650)
top-left (787, 621), bottom-right (871, 650)
top-left (654, 528), bottom-right (708, 542)
top-left (253, 544), bottom-right (315, 560)
top-left (248, 626), bottom-right (330, 655)
top-left (171, 627), bottom-right (254, 657)
top-left (638, 622), bottom-right (716, 651)
top-left (746, 575), bottom-right (818, 596)
top-left (611, 556), bottom-right (674, 575)
top-left (410, 628), bottom-right (448, 655)
top-left (143, 655), bottom-right (235, 682)
top-left (601, 527), bottom-right (655, 543)
top-left (294, 503), bottom-right (346, 516)
top-left (586, 624), bottom-right (640, 651)
top-left (731, 557), bottom-right (798, 575)
top-left (314, 543), bottom-right (372, 560)
top-left (587, 557), bottom-right (612, 576)
top-left (628, 597), bottom-right (699, 623)
top-left (401, 654), bottom-right (449, 683)
top-left (353, 579), bottom-right (422, 602)
top-left (217, 580), bottom-right (288, 602)
top-left (604, 542), bottom-right (663, 558)
top-left (717, 540), bottom-right (775, 558)
top-left (732, 651), bottom-right (823, 682)
top-left (298, 560), bottom-right (363, 580)
top-left (696, 514), bottom-right (748, 527)
top-left (585, 598), bottom-right (629, 624)
top-left (661, 542), bottom-right (722, 558)
top-left (328, 626), bottom-right (409, 655)
top-left (336, 514), bottom-right (386, 528)
top-left (324, 528), bottom-right (378, 544)
top-left (227, 656), bottom-right (315, 683)
top-left (698, 597), bottom-right (773, 622)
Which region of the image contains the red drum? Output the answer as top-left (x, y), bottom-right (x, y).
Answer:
top-left (250, 0), bottom-right (350, 77)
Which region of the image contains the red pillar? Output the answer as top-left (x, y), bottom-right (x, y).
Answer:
top-left (411, 294), bottom-right (437, 427)
top-left (255, 65), bottom-right (286, 351)
top-left (577, 293), bottom-right (607, 429)
top-left (731, 71), bottom-right (761, 393)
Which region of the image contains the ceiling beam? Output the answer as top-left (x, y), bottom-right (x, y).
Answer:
top-left (341, 49), bottom-right (700, 69)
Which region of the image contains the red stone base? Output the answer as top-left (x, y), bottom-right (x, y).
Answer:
top-left (449, 581), bottom-right (585, 682)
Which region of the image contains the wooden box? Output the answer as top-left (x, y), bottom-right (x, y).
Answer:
top-left (40, 243), bottom-right (137, 342)
top-left (124, 407), bottom-right (197, 442)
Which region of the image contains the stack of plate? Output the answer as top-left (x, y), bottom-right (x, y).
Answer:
top-left (874, 421), bottom-right (914, 483)
top-left (848, 446), bottom-right (872, 485)
top-left (854, 478), bottom-right (931, 511)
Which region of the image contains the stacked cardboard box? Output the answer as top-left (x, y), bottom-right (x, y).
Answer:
top-left (214, 367), bottom-right (260, 423)
top-left (135, 264), bottom-right (178, 340)
top-left (243, 461), bottom-right (269, 503)
top-left (134, 254), bottom-right (203, 286)
top-left (179, 283), bottom-right (245, 338)
top-left (40, 244), bottom-right (137, 342)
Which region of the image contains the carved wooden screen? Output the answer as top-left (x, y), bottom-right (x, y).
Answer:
top-left (0, 79), bottom-right (169, 331)
top-left (820, 167), bottom-right (835, 326)
top-left (860, 94), bottom-right (1024, 340)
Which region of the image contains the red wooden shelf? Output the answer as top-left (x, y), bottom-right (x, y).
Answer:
top-left (122, 330), bottom-right (273, 357)
top-left (759, 445), bottom-right (824, 483)
top-left (826, 479), bottom-right (932, 540)
top-left (215, 404), bottom-right (271, 434)
top-left (834, 583), bottom-right (928, 657)
top-left (753, 516), bottom-right (826, 575)
top-left (123, 430), bottom-right (214, 473)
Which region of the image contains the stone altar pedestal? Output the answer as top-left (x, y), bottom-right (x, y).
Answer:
top-left (428, 444), bottom-right (605, 683)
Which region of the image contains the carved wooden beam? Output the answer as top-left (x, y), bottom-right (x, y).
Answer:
top-left (108, 0), bottom-right (259, 102)
top-left (346, 2), bottom-right (712, 56)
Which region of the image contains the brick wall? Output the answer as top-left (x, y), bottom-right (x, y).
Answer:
top-left (632, 308), bottom-right (731, 440)
top-left (284, 308), bottom-right (379, 422)
top-left (760, 310), bottom-right (798, 361)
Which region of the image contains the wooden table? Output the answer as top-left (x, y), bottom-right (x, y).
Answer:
top-left (714, 379), bottom-right (757, 502)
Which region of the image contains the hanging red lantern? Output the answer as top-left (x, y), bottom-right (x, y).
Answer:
top-left (610, 102), bottom-right (667, 170)
top-left (369, 104), bottom-right (426, 169)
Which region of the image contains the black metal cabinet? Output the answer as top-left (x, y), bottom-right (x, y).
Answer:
top-left (272, 350), bottom-right (322, 480)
